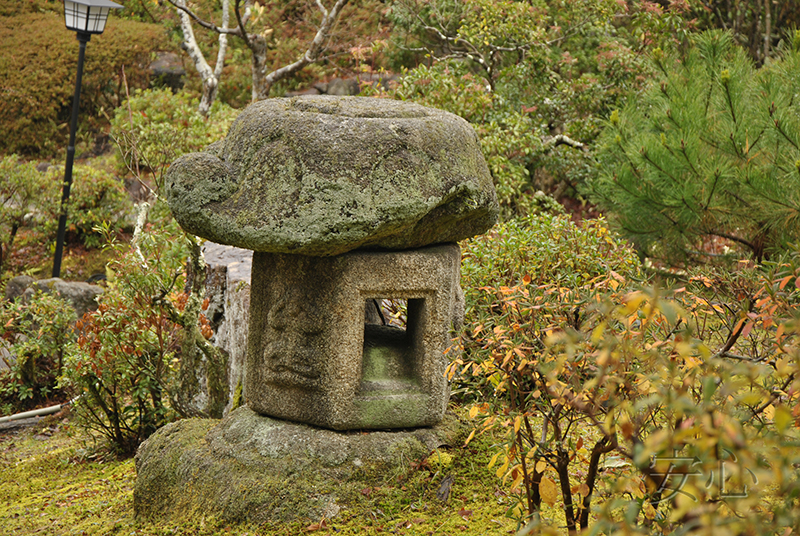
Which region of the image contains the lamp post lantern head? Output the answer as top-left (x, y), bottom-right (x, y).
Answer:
top-left (63, 0), bottom-right (122, 36)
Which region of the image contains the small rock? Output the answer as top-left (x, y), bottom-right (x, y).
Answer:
top-left (4, 275), bottom-right (34, 302)
top-left (149, 52), bottom-right (185, 92)
top-left (22, 278), bottom-right (103, 319)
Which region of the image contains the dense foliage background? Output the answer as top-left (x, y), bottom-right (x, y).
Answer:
top-left (2, 0), bottom-right (800, 534)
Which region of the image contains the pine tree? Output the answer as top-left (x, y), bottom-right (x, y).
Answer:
top-left (589, 30), bottom-right (800, 264)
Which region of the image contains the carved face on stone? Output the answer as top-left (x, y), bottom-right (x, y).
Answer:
top-left (261, 288), bottom-right (327, 391)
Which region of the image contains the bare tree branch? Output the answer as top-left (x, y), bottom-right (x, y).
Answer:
top-left (233, 0), bottom-right (253, 48)
top-left (168, 0), bottom-right (228, 34)
top-left (542, 134), bottom-right (587, 152)
top-left (260, 0), bottom-right (350, 97)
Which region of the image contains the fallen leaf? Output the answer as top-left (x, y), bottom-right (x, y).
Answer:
top-left (539, 476), bottom-right (559, 506)
top-left (305, 519), bottom-right (327, 532)
top-left (436, 474), bottom-right (455, 502)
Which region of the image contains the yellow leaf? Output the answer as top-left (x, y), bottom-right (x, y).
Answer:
top-left (775, 405), bottom-right (793, 432)
top-left (514, 416), bottom-right (522, 434)
top-left (738, 392), bottom-right (763, 405)
top-left (621, 292), bottom-right (646, 315)
top-left (502, 349), bottom-right (513, 367)
top-left (683, 355), bottom-right (701, 370)
top-left (643, 501), bottom-right (657, 520)
top-left (633, 480), bottom-right (646, 499)
top-left (496, 459), bottom-right (510, 478)
top-left (488, 451), bottom-right (500, 470)
top-left (637, 379), bottom-right (652, 395)
top-left (535, 460), bottom-right (547, 473)
top-left (539, 476), bottom-right (559, 506)
top-left (464, 429), bottom-right (476, 446)
top-left (511, 468), bottom-right (525, 490)
top-left (469, 405), bottom-right (480, 420)
top-left (591, 323), bottom-right (606, 344)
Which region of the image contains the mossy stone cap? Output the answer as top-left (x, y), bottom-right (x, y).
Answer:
top-left (165, 96), bottom-right (499, 256)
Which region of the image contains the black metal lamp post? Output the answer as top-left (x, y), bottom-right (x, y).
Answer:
top-left (52, 0), bottom-right (122, 278)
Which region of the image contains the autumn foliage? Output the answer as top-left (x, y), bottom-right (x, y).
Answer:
top-left (453, 214), bottom-right (800, 534)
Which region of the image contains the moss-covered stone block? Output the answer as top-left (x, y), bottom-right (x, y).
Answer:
top-left (134, 407), bottom-right (466, 524)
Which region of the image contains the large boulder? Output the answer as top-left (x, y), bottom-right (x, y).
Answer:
top-left (165, 96), bottom-right (498, 256)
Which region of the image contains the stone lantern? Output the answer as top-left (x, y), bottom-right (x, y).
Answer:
top-left (164, 96), bottom-right (498, 430)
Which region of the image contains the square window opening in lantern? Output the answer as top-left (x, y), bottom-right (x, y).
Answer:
top-left (361, 298), bottom-right (425, 394)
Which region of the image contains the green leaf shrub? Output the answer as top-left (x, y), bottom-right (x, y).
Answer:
top-left (1, 156), bottom-right (133, 255)
top-left (63, 214), bottom-right (228, 455)
top-left (63, 220), bottom-right (189, 455)
top-left (455, 213), bottom-right (642, 401)
top-left (590, 30), bottom-right (800, 265)
top-left (0, 155), bottom-right (53, 272)
top-left (0, 11), bottom-right (171, 155)
top-left (42, 164), bottom-right (134, 249)
top-left (110, 88), bottom-right (239, 185)
top-left (461, 213), bottom-right (642, 294)
top-left (0, 291), bottom-right (76, 414)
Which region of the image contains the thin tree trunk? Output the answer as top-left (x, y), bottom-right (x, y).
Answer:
top-left (213, 0), bottom-right (230, 96)
top-left (174, 0), bottom-right (227, 116)
top-left (250, 34), bottom-right (268, 102)
top-left (763, 0), bottom-right (771, 62)
top-left (257, 0), bottom-right (350, 100)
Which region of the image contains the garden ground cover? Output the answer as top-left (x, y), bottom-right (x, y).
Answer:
top-left (0, 410), bottom-right (531, 536)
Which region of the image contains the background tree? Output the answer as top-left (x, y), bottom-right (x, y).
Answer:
top-left (172, 0), bottom-right (230, 116)
top-left (380, 0), bottom-right (690, 217)
top-left (168, 0), bottom-right (350, 106)
top-left (685, 0), bottom-right (800, 64)
top-left (589, 30), bottom-right (800, 264)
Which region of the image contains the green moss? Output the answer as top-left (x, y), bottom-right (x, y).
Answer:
top-left (0, 411), bottom-right (516, 535)
top-left (231, 379), bottom-right (243, 411)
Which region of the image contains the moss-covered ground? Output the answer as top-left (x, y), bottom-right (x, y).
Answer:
top-left (0, 413), bottom-right (522, 535)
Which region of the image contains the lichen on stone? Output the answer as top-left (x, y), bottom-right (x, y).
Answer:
top-left (164, 96), bottom-right (498, 257)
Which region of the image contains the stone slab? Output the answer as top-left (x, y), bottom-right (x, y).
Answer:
top-left (200, 242), bottom-right (254, 414)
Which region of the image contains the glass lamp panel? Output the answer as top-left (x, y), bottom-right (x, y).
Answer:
top-left (87, 6), bottom-right (110, 33)
top-left (63, 0), bottom-right (90, 32)
top-left (63, 0), bottom-right (121, 34)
